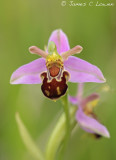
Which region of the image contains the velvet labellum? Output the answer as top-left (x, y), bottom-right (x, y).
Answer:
top-left (41, 71), bottom-right (69, 100)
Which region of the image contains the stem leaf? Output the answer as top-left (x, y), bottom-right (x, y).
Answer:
top-left (15, 112), bottom-right (44, 160)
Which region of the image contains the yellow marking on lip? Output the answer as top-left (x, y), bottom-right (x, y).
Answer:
top-left (56, 86), bottom-right (61, 95)
top-left (45, 90), bottom-right (50, 96)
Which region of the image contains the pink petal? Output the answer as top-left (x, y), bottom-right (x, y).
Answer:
top-left (10, 58), bottom-right (46, 84)
top-left (48, 29), bottom-right (70, 54)
top-left (76, 108), bottom-right (110, 138)
top-left (64, 56), bottom-right (106, 83)
top-left (68, 96), bottom-right (78, 105)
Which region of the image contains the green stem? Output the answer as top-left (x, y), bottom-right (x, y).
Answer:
top-left (45, 106), bottom-right (77, 160)
top-left (61, 94), bottom-right (70, 159)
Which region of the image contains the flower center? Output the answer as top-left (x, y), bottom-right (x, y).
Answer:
top-left (40, 41), bottom-right (70, 100)
top-left (84, 98), bottom-right (99, 115)
top-left (45, 43), bottom-right (64, 82)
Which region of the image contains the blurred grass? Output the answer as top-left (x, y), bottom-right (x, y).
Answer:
top-left (0, 0), bottom-right (116, 159)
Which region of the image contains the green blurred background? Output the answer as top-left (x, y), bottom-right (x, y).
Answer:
top-left (0, 0), bottom-right (116, 159)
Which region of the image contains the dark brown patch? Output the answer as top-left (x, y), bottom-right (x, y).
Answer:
top-left (94, 134), bottom-right (102, 139)
top-left (41, 71), bottom-right (69, 100)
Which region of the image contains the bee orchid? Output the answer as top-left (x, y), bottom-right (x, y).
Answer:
top-left (69, 91), bottom-right (110, 138)
top-left (10, 29), bottom-right (106, 100)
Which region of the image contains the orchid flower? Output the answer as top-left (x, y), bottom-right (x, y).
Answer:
top-left (69, 85), bottom-right (110, 138)
top-left (10, 29), bottom-right (106, 100)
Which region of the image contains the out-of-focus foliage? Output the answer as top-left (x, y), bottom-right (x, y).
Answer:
top-left (0, 0), bottom-right (116, 159)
